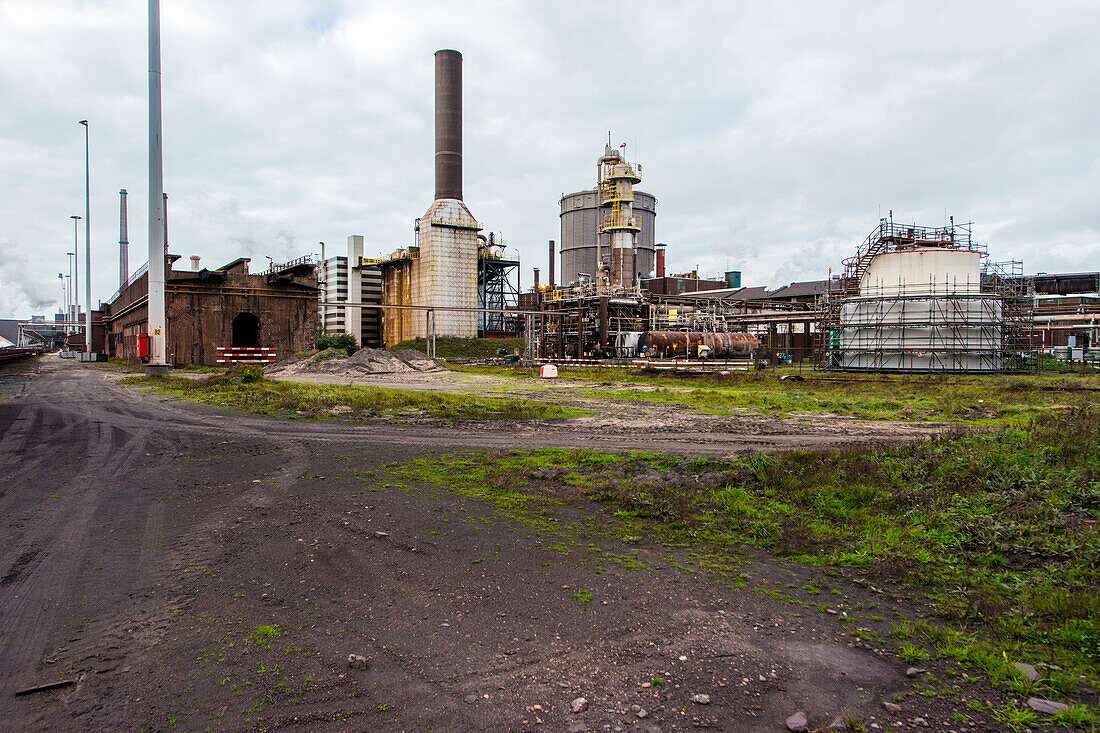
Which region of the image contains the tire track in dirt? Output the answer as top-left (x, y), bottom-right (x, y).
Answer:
top-left (0, 420), bottom-right (111, 696)
top-left (0, 404), bottom-right (34, 470)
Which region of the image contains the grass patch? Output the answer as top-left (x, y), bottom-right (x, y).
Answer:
top-left (388, 408), bottom-right (1100, 688)
top-left (121, 367), bottom-right (587, 421)
top-left (452, 364), bottom-right (1100, 424)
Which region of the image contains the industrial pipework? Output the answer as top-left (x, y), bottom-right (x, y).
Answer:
top-left (598, 144), bottom-right (642, 288)
top-left (637, 331), bottom-right (759, 359)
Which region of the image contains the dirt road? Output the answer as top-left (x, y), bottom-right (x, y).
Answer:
top-left (0, 358), bottom-right (994, 731)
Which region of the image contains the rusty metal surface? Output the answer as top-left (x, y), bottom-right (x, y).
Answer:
top-left (637, 331), bottom-right (758, 358)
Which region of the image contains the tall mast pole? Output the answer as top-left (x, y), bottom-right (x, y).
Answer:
top-left (119, 189), bottom-right (129, 288)
top-left (147, 0), bottom-right (169, 372)
top-left (79, 120), bottom-right (91, 356)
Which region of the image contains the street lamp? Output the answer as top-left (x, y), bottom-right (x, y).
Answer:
top-left (78, 120), bottom-right (92, 359)
top-left (69, 217), bottom-right (81, 320)
top-left (66, 251), bottom-right (75, 317)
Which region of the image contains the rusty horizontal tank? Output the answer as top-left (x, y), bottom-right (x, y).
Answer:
top-left (636, 331), bottom-right (759, 359)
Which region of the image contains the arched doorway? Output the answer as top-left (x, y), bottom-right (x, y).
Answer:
top-left (232, 312), bottom-right (261, 347)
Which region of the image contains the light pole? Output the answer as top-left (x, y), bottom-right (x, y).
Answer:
top-left (79, 120), bottom-right (92, 358)
top-left (66, 251), bottom-right (75, 318)
top-left (69, 217), bottom-right (80, 321)
top-left (146, 0), bottom-right (169, 373)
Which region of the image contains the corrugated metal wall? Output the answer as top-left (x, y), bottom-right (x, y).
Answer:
top-left (559, 189), bottom-right (656, 285)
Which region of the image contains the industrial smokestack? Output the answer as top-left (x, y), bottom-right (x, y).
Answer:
top-left (434, 49), bottom-right (462, 201)
top-left (655, 243), bottom-right (667, 278)
top-left (119, 189), bottom-right (129, 288)
top-left (533, 267), bottom-right (540, 291)
top-left (190, 255), bottom-right (200, 271)
top-left (548, 240), bottom-right (556, 290)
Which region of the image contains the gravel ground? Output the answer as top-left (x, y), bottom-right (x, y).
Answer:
top-left (0, 357), bottom-right (1037, 731)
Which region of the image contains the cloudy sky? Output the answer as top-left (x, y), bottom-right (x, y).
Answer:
top-left (2, 0), bottom-right (1098, 318)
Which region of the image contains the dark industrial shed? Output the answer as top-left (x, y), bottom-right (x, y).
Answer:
top-left (104, 255), bottom-right (318, 367)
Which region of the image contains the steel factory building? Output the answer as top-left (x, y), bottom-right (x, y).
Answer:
top-left (103, 255), bottom-right (319, 367)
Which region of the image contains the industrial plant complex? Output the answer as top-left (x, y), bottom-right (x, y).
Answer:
top-left (6, 49), bottom-right (1098, 372)
top-left (6, 7), bottom-right (1100, 731)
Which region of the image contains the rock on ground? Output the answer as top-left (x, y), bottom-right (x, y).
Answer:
top-left (785, 710), bottom-right (809, 731)
top-left (1027, 697), bottom-right (1068, 714)
top-left (1013, 662), bottom-right (1040, 681)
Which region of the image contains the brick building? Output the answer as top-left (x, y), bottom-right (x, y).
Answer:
top-left (104, 255), bottom-right (318, 367)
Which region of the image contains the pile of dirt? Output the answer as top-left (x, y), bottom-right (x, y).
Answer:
top-left (265, 347), bottom-right (444, 378)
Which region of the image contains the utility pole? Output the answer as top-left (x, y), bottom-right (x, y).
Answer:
top-left (119, 189), bottom-right (129, 288)
top-left (146, 0), bottom-right (169, 373)
top-left (70, 216), bottom-right (80, 320)
top-left (79, 120), bottom-right (92, 359)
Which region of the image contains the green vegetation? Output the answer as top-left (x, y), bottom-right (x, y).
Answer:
top-left (450, 363), bottom-right (1100, 424)
top-left (990, 700), bottom-right (1037, 731)
top-left (389, 408), bottom-right (1100, 691)
top-left (121, 367), bottom-right (587, 421)
top-left (571, 589), bottom-right (593, 604)
top-left (391, 336), bottom-right (523, 359)
top-left (315, 331), bottom-right (359, 355)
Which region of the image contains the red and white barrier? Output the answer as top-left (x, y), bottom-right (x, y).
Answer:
top-left (535, 358), bottom-right (645, 369)
top-left (217, 347), bottom-right (277, 364)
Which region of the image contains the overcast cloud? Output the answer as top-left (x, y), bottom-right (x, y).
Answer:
top-left (1, 0), bottom-right (1098, 318)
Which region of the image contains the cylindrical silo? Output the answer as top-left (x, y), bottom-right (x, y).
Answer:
top-left (559, 188), bottom-right (656, 285)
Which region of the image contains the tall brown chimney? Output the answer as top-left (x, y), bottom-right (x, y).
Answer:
top-left (655, 243), bottom-right (667, 278)
top-left (548, 240), bottom-right (555, 290)
top-left (533, 267), bottom-right (540, 291)
top-left (434, 50), bottom-right (462, 201)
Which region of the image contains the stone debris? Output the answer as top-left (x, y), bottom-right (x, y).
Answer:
top-left (347, 654), bottom-right (368, 670)
top-left (266, 347), bottom-right (443, 379)
top-left (571, 697), bottom-right (588, 714)
top-left (691, 694), bottom-right (711, 705)
top-left (911, 717), bottom-right (929, 727)
top-left (882, 701), bottom-right (902, 713)
top-left (464, 694), bottom-right (478, 704)
top-left (906, 667), bottom-right (926, 677)
top-left (1027, 697), bottom-right (1068, 714)
top-left (1013, 662), bottom-right (1040, 681)
top-left (785, 710), bottom-right (809, 731)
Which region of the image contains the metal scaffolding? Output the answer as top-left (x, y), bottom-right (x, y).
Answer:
top-left (477, 253), bottom-right (519, 336)
top-left (817, 218), bottom-right (1035, 373)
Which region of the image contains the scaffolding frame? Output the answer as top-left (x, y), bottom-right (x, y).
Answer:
top-left (817, 256), bottom-right (1035, 373)
top-left (477, 255), bottom-right (519, 336)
